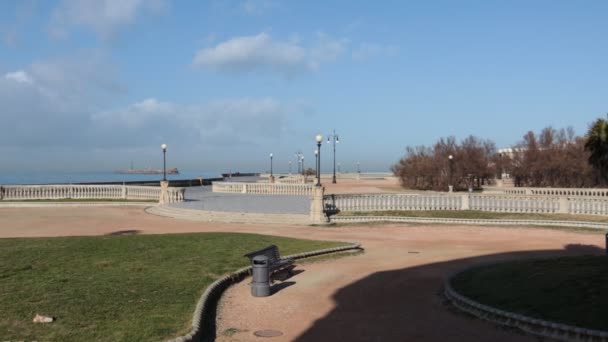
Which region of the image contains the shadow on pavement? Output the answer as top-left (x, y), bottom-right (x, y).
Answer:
top-left (293, 244), bottom-right (604, 342)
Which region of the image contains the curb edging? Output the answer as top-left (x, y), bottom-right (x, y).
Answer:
top-left (444, 263), bottom-right (608, 342)
top-left (166, 242), bottom-right (362, 342)
top-left (331, 215), bottom-right (608, 230)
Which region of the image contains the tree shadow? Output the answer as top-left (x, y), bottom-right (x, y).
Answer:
top-left (293, 244), bottom-right (604, 342)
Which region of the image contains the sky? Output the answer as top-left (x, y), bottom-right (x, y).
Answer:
top-left (1, 0), bottom-right (607, 173)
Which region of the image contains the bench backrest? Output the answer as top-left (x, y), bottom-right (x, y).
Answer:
top-left (244, 245), bottom-right (281, 264)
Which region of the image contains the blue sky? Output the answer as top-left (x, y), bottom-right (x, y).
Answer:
top-left (1, 0), bottom-right (607, 173)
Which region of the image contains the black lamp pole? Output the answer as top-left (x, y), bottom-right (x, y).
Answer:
top-left (448, 154), bottom-right (453, 191)
top-left (315, 134), bottom-right (323, 186)
top-left (270, 153), bottom-right (273, 177)
top-left (161, 144), bottom-right (167, 181)
top-left (327, 130), bottom-right (339, 184)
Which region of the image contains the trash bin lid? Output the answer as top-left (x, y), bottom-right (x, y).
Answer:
top-left (252, 255), bottom-right (269, 265)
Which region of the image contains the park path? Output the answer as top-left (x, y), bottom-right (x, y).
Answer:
top-left (0, 207), bottom-right (603, 341)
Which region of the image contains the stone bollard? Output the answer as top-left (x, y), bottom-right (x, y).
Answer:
top-left (310, 186), bottom-right (325, 223)
top-left (460, 194), bottom-right (470, 210)
top-left (558, 197), bottom-right (569, 214)
top-left (159, 181), bottom-right (169, 205)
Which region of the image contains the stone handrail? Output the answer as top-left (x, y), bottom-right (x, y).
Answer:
top-left (212, 181), bottom-right (314, 196)
top-left (324, 193), bottom-right (462, 212)
top-left (469, 194), bottom-right (561, 213)
top-left (326, 193), bottom-right (608, 216)
top-left (0, 184), bottom-right (185, 203)
top-left (502, 187), bottom-right (608, 197)
top-left (276, 175), bottom-right (309, 184)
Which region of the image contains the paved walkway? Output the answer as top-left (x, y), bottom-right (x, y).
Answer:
top-left (0, 207), bottom-right (603, 341)
top-left (170, 186), bottom-right (310, 215)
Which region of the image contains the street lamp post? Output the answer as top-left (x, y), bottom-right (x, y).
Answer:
top-left (161, 144), bottom-right (167, 181)
top-left (270, 153), bottom-right (273, 176)
top-left (314, 150), bottom-right (318, 182)
top-left (448, 154), bottom-right (453, 192)
top-left (289, 161), bottom-right (292, 175)
top-left (327, 130), bottom-right (339, 184)
top-left (315, 134), bottom-right (323, 186)
top-left (269, 153), bottom-right (274, 183)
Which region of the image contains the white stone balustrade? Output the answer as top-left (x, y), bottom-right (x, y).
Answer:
top-left (568, 197), bottom-right (608, 215)
top-left (326, 193), bottom-right (608, 216)
top-left (0, 184), bottom-right (185, 203)
top-left (276, 175), bottom-right (309, 184)
top-left (469, 194), bottom-right (560, 213)
top-left (212, 181), bottom-right (314, 196)
top-left (502, 187), bottom-right (608, 197)
top-left (325, 194), bottom-right (462, 212)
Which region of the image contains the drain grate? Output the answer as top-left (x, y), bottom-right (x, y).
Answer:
top-left (253, 329), bottom-right (283, 338)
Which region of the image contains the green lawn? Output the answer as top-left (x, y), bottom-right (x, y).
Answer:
top-left (451, 256), bottom-right (608, 331)
top-left (0, 233), bottom-right (345, 341)
top-left (338, 210), bottom-right (608, 223)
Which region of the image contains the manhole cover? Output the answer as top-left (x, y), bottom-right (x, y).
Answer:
top-left (254, 329), bottom-right (283, 338)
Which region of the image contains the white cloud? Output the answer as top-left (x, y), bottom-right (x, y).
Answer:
top-left (49, 0), bottom-right (169, 39)
top-left (0, 55), bottom-right (124, 149)
top-left (192, 32), bottom-right (348, 75)
top-left (352, 43), bottom-right (398, 62)
top-left (4, 70), bottom-right (33, 84)
top-left (241, 0), bottom-right (274, 15)
top-left (92, 97), bottom-right (286, 146)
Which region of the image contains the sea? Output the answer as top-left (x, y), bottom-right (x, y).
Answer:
top-left (0, 171), bottom-right (224, 185)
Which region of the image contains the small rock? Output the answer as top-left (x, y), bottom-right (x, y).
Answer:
top-left (33, 314), bottom-right (54, 323)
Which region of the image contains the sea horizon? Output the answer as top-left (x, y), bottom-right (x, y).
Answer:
top-left (0, 170), bottom-right (224, 185)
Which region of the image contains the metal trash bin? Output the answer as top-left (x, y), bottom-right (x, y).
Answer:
top-left (251, 255), bottom-right (271, 297)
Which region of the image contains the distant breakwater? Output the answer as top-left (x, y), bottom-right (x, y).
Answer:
top-left (75, 178), bottom-right (224, 187)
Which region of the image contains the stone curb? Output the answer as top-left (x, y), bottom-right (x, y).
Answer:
top-left (444, 262), bottom-right (608, 342)
top-left (331, 215), bottom-right (608, 230)
top-left (0, 202), bottom-right (152, 208)
top-left (166, 242), bottom-right (362, 342)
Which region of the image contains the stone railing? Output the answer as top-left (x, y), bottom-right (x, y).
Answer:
top-left (324, 193), bottom-right (462, 212)
top-left (0, 184), bottom-right (185, 203)
top-left (326, 193), bottom-right (608, 216)
top-left (212, 181), bottom-right (314, 196)
top-left (276, 175), bottom-right (309, 184)
top-left (469, 194), bottom-right (561, 213)
top-left (501, 187), bottom-right (608, 197)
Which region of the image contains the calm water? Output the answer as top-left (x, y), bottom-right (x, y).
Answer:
top-left (0, 171), bottom-right (223, 185)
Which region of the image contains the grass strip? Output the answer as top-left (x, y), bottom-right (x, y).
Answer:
top-left (451, 256), bottom-right (608, 331)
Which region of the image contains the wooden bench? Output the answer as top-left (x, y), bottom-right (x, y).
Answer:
top-left (244, 245), bottom-right (294, 274)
